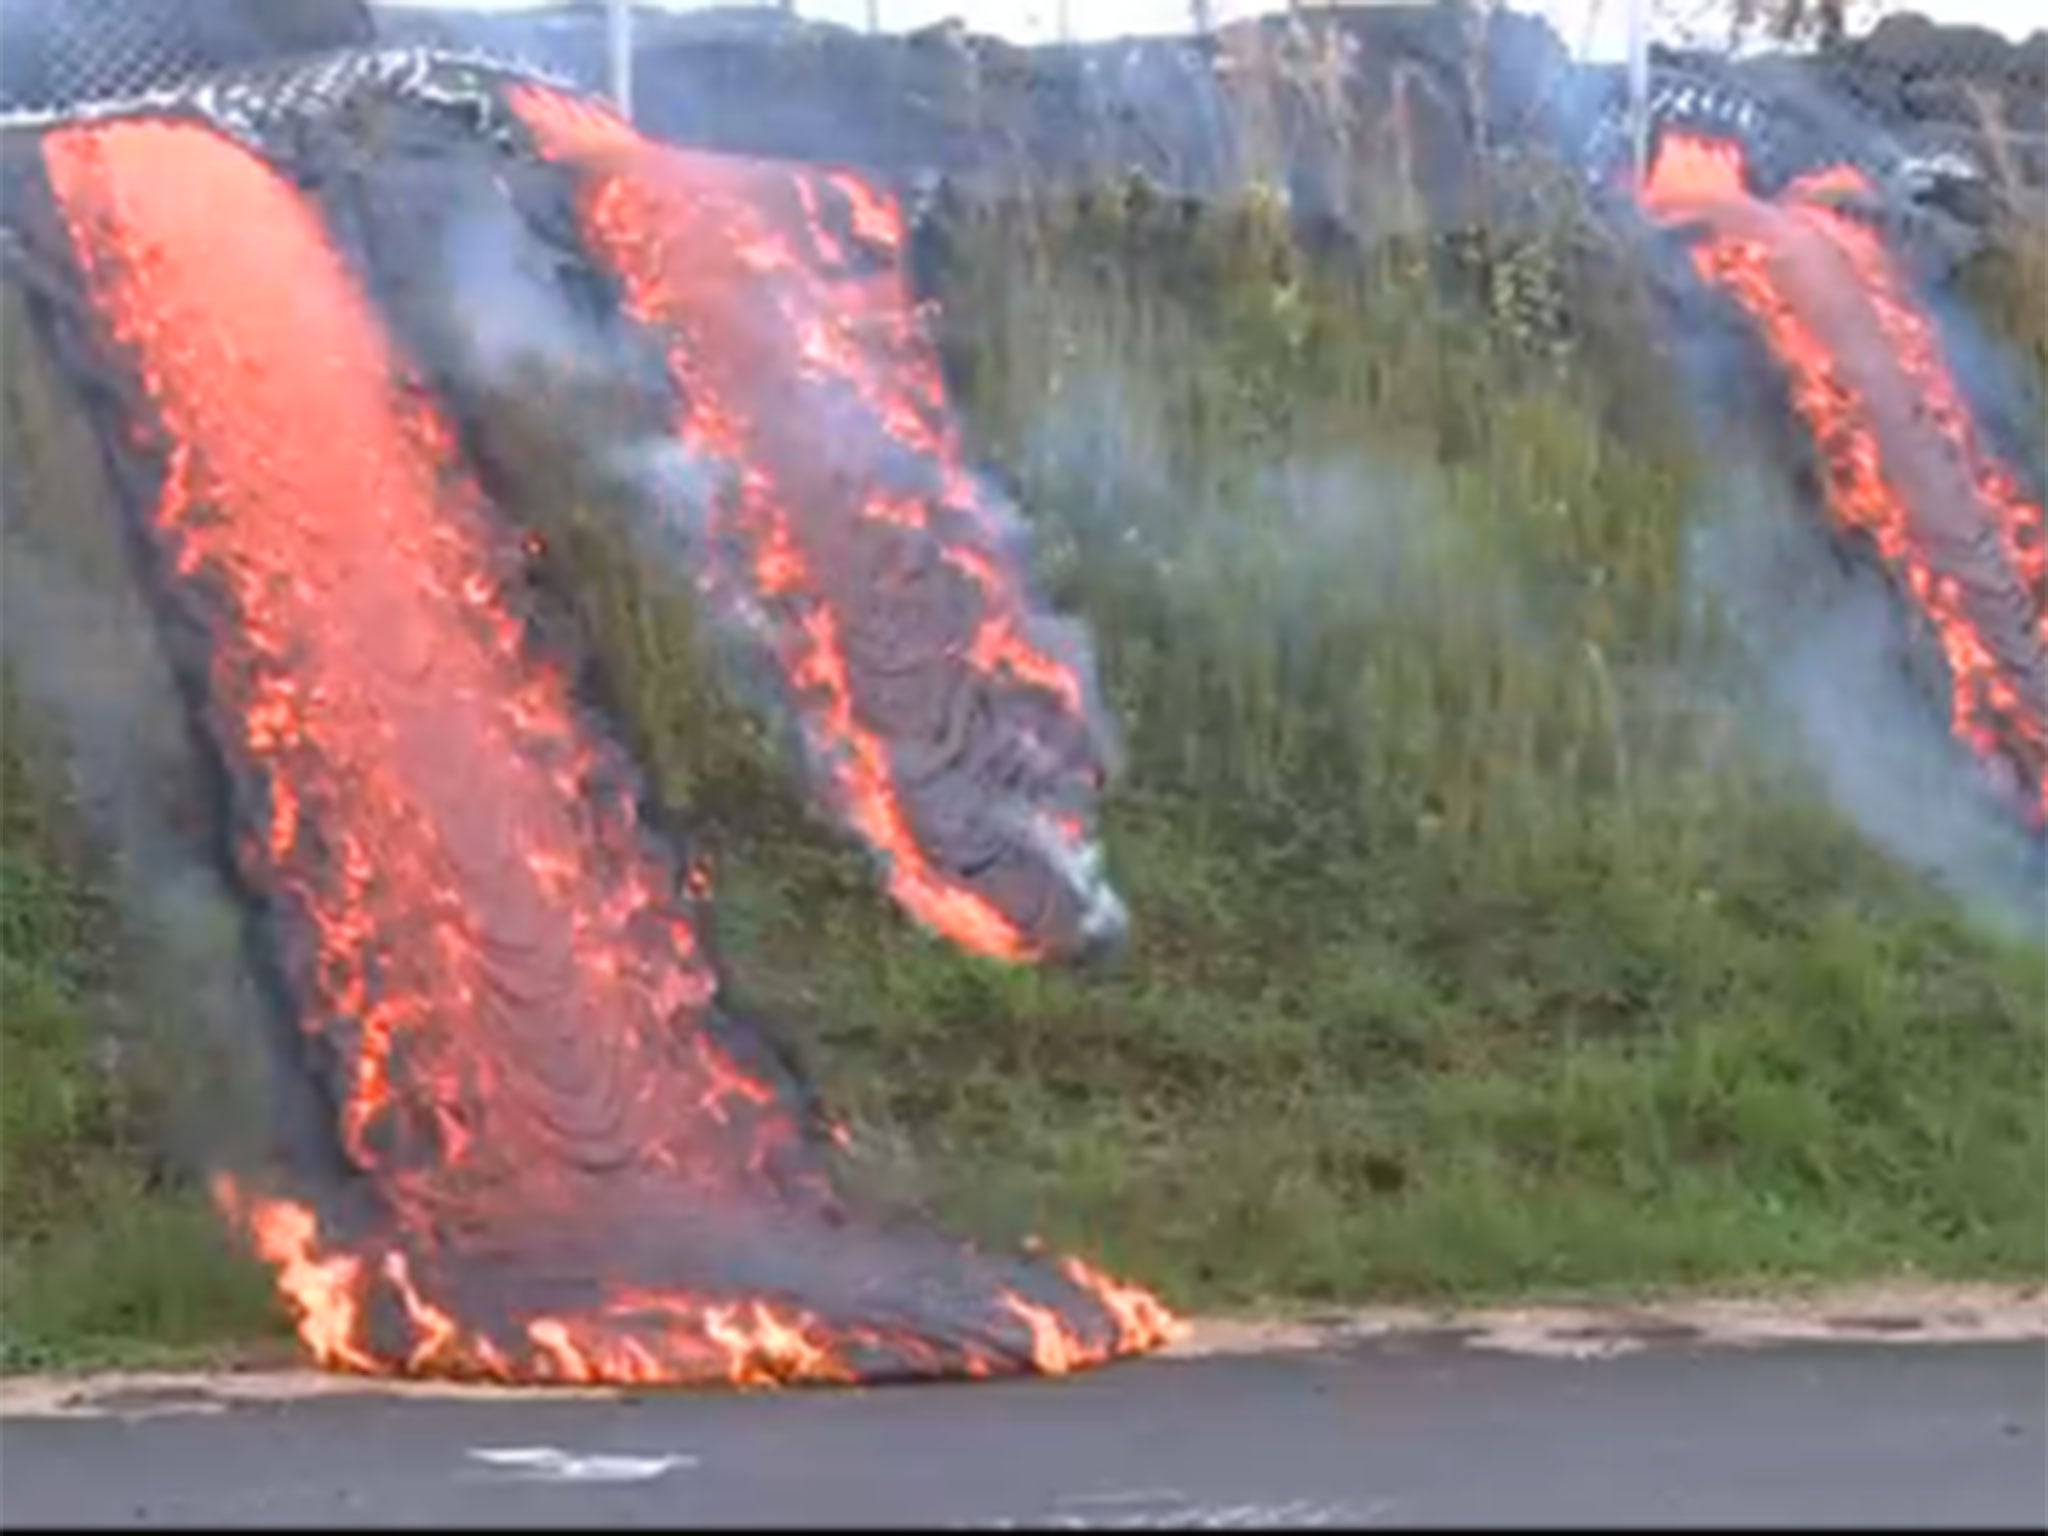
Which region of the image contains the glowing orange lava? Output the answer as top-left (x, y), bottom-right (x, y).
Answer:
top-left (40, 112), bottom-right (1175, 1385)
top-left (509, 85), bottom-right (1117, 959)
top-left (1639, 131), bottom-right (2047, 822)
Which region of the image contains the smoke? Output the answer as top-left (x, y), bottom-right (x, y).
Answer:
top-left (0, 541), bottom-right (285, 1171)
top-left (1688, 455), bottom-right (2045, 931)
top-left (0, 300), bottom-right (324, 1185)
top-left (403, 114), bottom-right (1128, 963)
top-left (1012, 352), bottom-right (1536, 697)
top-left (423, 182), bottom-right (729, 573)
top-left (1628, 120), bottom-right (2044, 920)
top-left (435, 184), bottom-right (619, 390)
top-left (1022, 362), bottom-right (1434, 579)
top-left (408, 178), bottom-right (803, 806)
top-left (1919, 263), bottom-right (2048, 495)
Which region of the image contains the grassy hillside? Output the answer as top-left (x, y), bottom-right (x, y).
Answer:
top-left (710, 186), bottom-right (2047, 1305)
top-left (2, 170), bottom-right (2042, 1365)
top-left (0, 284), bottom-right (280, 1369)
top-left (0, 694), bottom-right (278, 1369)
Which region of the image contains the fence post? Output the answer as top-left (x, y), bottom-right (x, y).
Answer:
top-left (1626, 0), bottom-right (1649, 185)
top-left (606, 0), bottom-right (634, 122)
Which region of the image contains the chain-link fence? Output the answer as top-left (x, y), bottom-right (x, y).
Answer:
top-left (3, 0), bottom-right (212, 112)
top-left (0, 0), bottom-right (375, 115)
top-left (5, 0), bottom-right (2039, 207)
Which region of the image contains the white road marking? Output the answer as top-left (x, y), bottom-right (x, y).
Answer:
top-left (464, 1446), bottom-right (698, 1483)
top-left (965, 1498), bottom-right (1390, 1529)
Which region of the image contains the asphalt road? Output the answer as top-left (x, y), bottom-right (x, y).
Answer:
top-left (4, 1339), bottom-right (2043, 1528)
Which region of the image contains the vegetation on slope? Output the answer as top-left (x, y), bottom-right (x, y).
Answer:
top-left (0, 693), bottom-right (278, 1370)
top-left (2, 160), bottom-right (2042, 1364)
top-left (733, 186), bottom-right (2046, 1306)
top-left (496, 179), bottom-right (2048, 1307)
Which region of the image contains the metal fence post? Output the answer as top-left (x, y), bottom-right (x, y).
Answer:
top-left (1627, 0), bottom-right (1650, 185)
top-left (606, 0), bottom-right (634, 122)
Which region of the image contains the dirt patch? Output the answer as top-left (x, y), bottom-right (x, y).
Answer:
top-left (1162, 1281), bottom-right (2048, 1362)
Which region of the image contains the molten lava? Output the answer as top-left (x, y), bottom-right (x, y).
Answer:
top-left (508, 86), bottom-right (1124, 962)
top-left (1638, 131), bottom-right (2047, 824)
top-left (36, 113), bottom-right (1175, 1385)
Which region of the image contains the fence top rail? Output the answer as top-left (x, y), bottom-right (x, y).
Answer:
top-left (0, 42), bottom-right (580, 132)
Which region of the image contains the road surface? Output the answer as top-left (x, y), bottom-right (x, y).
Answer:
top-left (4, 1337), bottom-right (2044, 1527)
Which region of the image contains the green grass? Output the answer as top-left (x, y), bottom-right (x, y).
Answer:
top-left (0, 903), bottom-right (279, 1372)
top-left (0, 691), bottom-right (284, 1372)
top-left (0, 277), bottom-right (287, 1371)
top-left (706, 784), bottom-right (2045, 1309)
top-left (516, 184), bottom-right (2046, 1311)
top-left (2, 171), bottom-right (2042, 1368)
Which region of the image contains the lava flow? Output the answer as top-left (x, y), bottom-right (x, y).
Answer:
top-left (1638, 130), bottom-right (2047, 825)
top-left (36, 113), bottom-right (1176, 1385)
top-left (508, 85), bottom-right (1125, 963)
